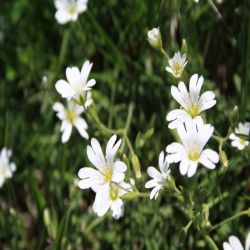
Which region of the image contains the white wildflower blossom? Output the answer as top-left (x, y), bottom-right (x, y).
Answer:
top-left (55, 60), bottom-right (96, 104)
top-left (223, 232), bottom-right (250, 250)
top-left (54, 0), bottom-right (88, 25)
top-left (78, 135), bottom-right (127, 192)
top-left (166, 74), bottom-right (216, 129)
top-left (145, 151), bottom-right (171, 199)
top-left (147, 27), bottom-right (162, 50)
top-left (166, 117), bottom-right (219, 177)
top-left (0, 148), bottom-right (16, 187)
top-left (53, 100), bottom-right (89, 143)
top-left (229, 122), bottom-right (250, 150)
top-left (92, 182), bottom-right (132, 219)
top-left (166, 52), bottom-right (187, 78)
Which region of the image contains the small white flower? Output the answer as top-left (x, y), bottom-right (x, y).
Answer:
top-left (166, 52), bottom-right (188, 78)
top-left (145, 151), bottom-right (171, 199)
top-left (54, 0), bottom-right (88, 25)
top-left (223, 232), bottom-right (250, 250)
top-left (55, 60), bottom-right (96, 104)
top-left (166, 117), bottom-right (219, 177)
top-left (147, 27), bottom-right (162, 50)
top-left (53, 100), bottom-right (89, 143)
top-left (92, 182), bottom-right (131, 219)
top-left (229, 122), bottom-right (250, 150)
top-left (0, 148), bottom-right (16, 187)
top-left (78, 135), bottom-right (127, 192)
top-left (166, 74), bottom-right (216, 129)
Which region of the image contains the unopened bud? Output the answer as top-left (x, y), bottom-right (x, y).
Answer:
top-left (230, 105), bottom-right (238, 127)
top-left (122, 192), bottom-right (139, 200)
top-left (181, 39), bottom-right (188, 54)
top-left (131, 154), bottom-right (141, 178)
top-left (43, 208), bottom-right (51, 227)
top-left (219, 150), bottom-right (228, 168)
top-left (147, 27), bottom-right (162, 51)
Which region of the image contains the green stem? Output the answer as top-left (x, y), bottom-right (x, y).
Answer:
top-left (160, 48), bottom-right (169, 60)
top-left (58, 28), bottom-right (71, 69)
top-left (208, 192), bottom-right (229, 209)
top-left (211, 209), bottom-right (249, 231)
top-left (205, 235), bottom-right (219, 250)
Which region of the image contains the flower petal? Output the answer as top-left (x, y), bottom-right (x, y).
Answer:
top-left (228, 236), bottom-right (244, 250)
top-left (55, 80), bottom-right (74, 98)
top-left (199, 149), bottom-right (219, 169)
top-left (74, 117), bottom-right (89, 139)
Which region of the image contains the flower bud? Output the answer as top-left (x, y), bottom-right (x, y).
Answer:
top-left (131, 154), bottom-right (141, 178)
top-left (219, 149), bottom-right (228, 168)
top-left (147, 27), bottom-right (162, 51)
top-left (230, 105), bottom-right (238, 127)
top-left (181, 39), bottom-right (188, 54)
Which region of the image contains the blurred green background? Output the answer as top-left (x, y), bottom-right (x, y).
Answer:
top-left (0, 0), bottom-right (249, 249)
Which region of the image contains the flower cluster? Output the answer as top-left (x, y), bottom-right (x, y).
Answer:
top-left (54, 60), bottom-right (95, 143)
top-left (78, 135), bottom-right (132, 219)
top-left (165, 74), bottom-right (219, 177)
top-left (0, 148), bottom-right (16, 188)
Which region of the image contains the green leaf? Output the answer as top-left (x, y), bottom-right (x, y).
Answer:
top-left (52, 205), bottom-right (72, 250)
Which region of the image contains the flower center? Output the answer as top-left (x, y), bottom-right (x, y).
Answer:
top-left (109, 185), bottom-right (119, 201)
top-left (173, 62), bottom-right (183, 77)
top-left (187, 103), bottom-right (199, 118)
top-left (239, 138), bottom-right (246, 145)
top-left (104, 168), bottom-right (113, 182)
top-left (188, 149), bottom-right (200, 161)
top-left (66, 109), bottom-right (77, 123)
top-left (68, 5), bottom-right (76, 14)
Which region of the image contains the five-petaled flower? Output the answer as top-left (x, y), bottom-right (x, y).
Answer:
top-left (0, 148), bottom-right (16, 188)
top-left (166, 52), bottom-right (188, 78)
top-left (54, 0), bottom-right (88, 25)
top-left (223, 232), bottom-right (250, 250)
top-left (55, 60), bottom-right (96, 105)
top-left (166, 74), bottom-right (216, 129)
top-left (78, 135), bottom-right (130, 218)
top-left (166, 117), bottom-right (219, 177)
top-left (229, 122), bottom-right (250, 150)
top-left (53, 100), bottom-right (89, 143)
top-left (145, 151), bottom-right (171, 199)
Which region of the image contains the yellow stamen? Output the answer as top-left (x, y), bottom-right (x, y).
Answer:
top-left (187, 103), bottom-right (199, 118)
top-left (68, 5), bottom-right (76, 14)
top-left (109, 185), bottom-right (119, 201)
top-left (104, 168), bottom-right (113, 182)
top-left (188, 149), bottom-right (200, 161)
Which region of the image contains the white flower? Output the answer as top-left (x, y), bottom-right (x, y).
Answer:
top-left (145, 151), bottom-right (171, 199)
top-left (92, 182), bottom-right (131, 219)
top-left (55, 60), bottom-right (96, 104)
top-left (147, 27), bottom-right (162, 50)
top-left (166, 74), bottom-right (216, 129)
top-left (0, 148), bottom-right (16, 187)
top-left (54, 0), bottom-right (88, 25)
top-left (229, 122), bottom-right (250, 150)
top-left (223, 232), bottom-right (250, 250)
top-left (166, 52), bottom-right (188, 78)
top-left (78, 135), bottom-right (127, 192)
top-left (166, 117), bottom-right (219, 177)
top-left (53, 100), bottom-right (89, 143)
